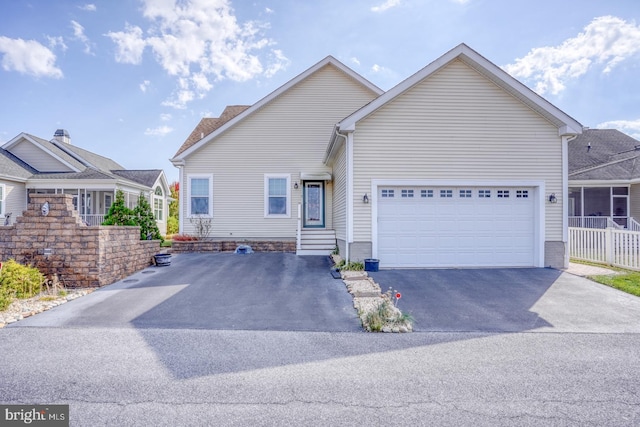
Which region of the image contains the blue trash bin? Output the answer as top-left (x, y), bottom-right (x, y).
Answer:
top-left (364, 258), bottom-right (379, 272)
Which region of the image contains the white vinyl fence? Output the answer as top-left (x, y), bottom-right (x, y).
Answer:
top-left (569, 227), bottom-right (640, 271)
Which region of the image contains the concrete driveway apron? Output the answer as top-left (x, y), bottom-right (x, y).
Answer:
top-left (369, 268), bottom-right (640, 333)
top-left (17, 253), bottom-right (361, 332)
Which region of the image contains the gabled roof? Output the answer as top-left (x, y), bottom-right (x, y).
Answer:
top-left (54, 141), bottom-right (124, 171)
top-left (171, 56), bottom-right (383, 163)
top-left (174, 105), bottom-right (250, 157)
top-left (3, 133), bottom-right (85, 172)
top-left (0, 148), bottom-right (37, 181)
top-left (569, 129), bottom-right (640, 181)
top-left (337, 43), bottom-right (583, 135)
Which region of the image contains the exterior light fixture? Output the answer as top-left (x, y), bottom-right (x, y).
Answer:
top-left (363, 193), bottom-right (369, 204)
top-left (294, 182), bottom-right (299, 189)
top-left (549, 193), bottom-right (557, 203)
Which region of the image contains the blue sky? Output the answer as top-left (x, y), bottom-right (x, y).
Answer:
top-left (1, 0), bottom-right (640, 182)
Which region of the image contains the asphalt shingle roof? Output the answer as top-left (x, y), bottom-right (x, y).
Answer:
top-left (111, 170), bottom-right (162, 187)
top-left (568, 129), bottom-right (640, 181)
top-left (0, 148), bottom-right (37, 180)
top-left (174, 105), bottom-right (250, 157)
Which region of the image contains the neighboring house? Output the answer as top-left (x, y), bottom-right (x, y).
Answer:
top-left (569, 128), bottom-right (640, 230)
top-left (171, 44), bottom-right (582, 269)
top-left (0, 129), bottom-right (171, 234)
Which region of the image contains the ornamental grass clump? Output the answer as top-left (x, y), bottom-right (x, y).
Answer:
top-left (0, 259), bottom-right (45, 311)
top-left (361, 288), bottom-right (414, 332)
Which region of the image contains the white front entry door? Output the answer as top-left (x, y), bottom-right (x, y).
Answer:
top-left (377, 186), bottom-right (536, 268)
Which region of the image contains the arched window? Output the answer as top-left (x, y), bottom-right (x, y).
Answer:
top-left (153, 186), bottom-right (164, 221)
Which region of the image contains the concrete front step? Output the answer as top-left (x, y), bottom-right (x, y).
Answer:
top-left (298, 229), bottom-right (336, 255)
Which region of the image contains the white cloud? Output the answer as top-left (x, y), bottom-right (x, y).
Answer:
top-left (0, 36), bottom-right (63, 78)
top-left (371, 0), bottom-right (401, 13)
top-left (160, 113), bottom-right (172, 121)
top-left (106, 24), bottom-right (146, 64)
top-left (597, 119), bottom-right (640, 139)
top-left (350, 57), bottom-right (360, 66)
top-left (79, 4), bottom-right (96, 11)
top-left (71, 20), bottom-right (94, 55)
top-left (139, 80), bottom-right (151, 92)
top-left (265, 7), bottom-right (274, 14)
top-left (47, 36), bottom-right (68, 52)
top-left (106, 0), bottom-right (289, 108)
top-left (449, 0), bottom-right (470, 4)
top-left (504, 16), bottom-right (640, 95)
top-left (144, 125), bottom-right (174, 136)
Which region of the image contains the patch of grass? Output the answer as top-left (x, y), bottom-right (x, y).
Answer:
top-left (160, 240), bottom-right (172, 247)
top-left (589, 273), bottom-right (640, 297)
top-left (338, 261), bottom-right (364, 271)
top-left (39, 296), bottom-right (58, 302)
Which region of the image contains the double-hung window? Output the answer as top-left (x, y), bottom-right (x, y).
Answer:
top-left (265, 174), bottom-right (290, 217)
top-left (153, 186), bottom-right (164, 221)
top-left (189, 175), bottom-right (212, 216)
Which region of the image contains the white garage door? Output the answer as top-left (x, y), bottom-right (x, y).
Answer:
top-left (377, 186), bottom-right (536, 268)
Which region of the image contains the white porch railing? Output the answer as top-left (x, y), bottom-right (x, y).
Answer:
top-left (81, 214), bottom-right (106, 226)
top-left (630, 218), bottom-right (640, 232)
top-left (568, 216), bottom-right (623, 229)
top-left (296, 203), bottom-right (302, 251)
top-left (569, 226), bottom-right (640, 271)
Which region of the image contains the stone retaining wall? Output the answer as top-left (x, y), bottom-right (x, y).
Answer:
top-left (171, 239), bottom-right (296, 253)
top-left (0, 194), bottom-right (160, 287)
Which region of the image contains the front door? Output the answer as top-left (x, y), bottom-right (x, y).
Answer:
top-left (303, 181), bottom-right (324, 228)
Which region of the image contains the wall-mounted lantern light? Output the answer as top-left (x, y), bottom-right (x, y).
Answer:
top-left (294, 182), bottom-right (299, 189)
top-left (548, 193), bottom-right (557, 204)
top-left (363, 193), bottom-right (369, 204)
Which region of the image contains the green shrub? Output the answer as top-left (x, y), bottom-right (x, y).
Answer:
top-left (102, 189), bottom-right (135, 226)
top-left (0, 259), bottom-right (45, 310)
top-left (134, 192), bottom-right (162, 241)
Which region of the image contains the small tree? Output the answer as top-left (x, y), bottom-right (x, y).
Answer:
top-left (167, 181), bottom-right (179, 235)
top-left (102, 190), bottom-right (135, 226)
top-left (134, 192), bottom-right (162, 241)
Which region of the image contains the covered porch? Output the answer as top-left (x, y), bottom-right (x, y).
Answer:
top-left (569, 186), bottom-right (640, 230)
top-left (27, 187), bottom-right (143, 226)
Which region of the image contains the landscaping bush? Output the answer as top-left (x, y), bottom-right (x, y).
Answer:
top-left (102, 189), bottom-right (135, 226)
top-left (134, 192), bottom-right (162, 241)
top-left (172, 234), bottom-right (198, 241)
top-left (0, 260), bottom-right (45, 310)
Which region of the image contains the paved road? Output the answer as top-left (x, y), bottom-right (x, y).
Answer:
top-left (1, 254), bottom-right (639, 426)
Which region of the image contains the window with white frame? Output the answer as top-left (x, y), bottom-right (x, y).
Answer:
top-left (153, 186), bottom-right (164, 221)
top-left (264, 174), bottom-right (290, 217)
top-left (188, 175), bottom-right (212, 216)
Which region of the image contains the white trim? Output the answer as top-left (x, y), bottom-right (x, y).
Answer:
top-left (178, 166), bottom-right (184, 233)
top-left (171, 57), bottom-right (383, 163)
top-left (264, 174), bottom-right (291, 218)
top-left (338, 44), bottom-right (582, 135)
top-left (187, 173), bottom-right (213, 217)
top-left (346, 132), bottom-right (354, 245)
top-left (0, 183), bottom-right (4, 217)
top-left (3, 133), bottom-right (82, 172)
top-left (370, 179), bottom-right (546, 268)
top-left (562, 136), bottom-right (569, 245)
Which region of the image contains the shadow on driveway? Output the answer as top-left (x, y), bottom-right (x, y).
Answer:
top-left (369, 268), bottom-right (561, 332)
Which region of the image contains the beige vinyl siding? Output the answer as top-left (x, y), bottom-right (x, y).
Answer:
top-left (181, 64), bottom-right (378, 238)
top-left (332, 143), bottom-right (347, 241)
top-left (8, 140), bottom-right (74, 172)
top-left (1, 180), bottom-right (26, 222)
top-left (351, 59), bottom-right (563, 242)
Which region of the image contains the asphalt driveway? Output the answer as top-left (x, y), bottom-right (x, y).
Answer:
top-left (16, 252), bottom-right (361, 332)
top-left (369, 267), bottom-right (640, 333)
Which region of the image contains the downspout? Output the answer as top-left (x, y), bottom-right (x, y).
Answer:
top-left (334, 128), bottom-right (350, 262)
top-left (562, 134), bottom-right (578, 268)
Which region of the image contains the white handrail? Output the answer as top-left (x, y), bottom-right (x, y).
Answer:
top-left (296, 203), bottom-right (302, 251)
top-left (630, 217), bottom-right (640, 232)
